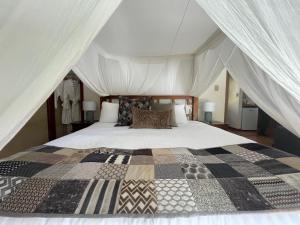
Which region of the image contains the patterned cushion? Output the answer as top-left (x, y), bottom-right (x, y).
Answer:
top-left (151, 103), bottom-right (177, 127)
top-left (131, 108), bottom-right (171, 129)
top-left (116, 96), bottom-right (150, 126)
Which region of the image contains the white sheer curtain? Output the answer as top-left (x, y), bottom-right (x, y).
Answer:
top-left (194, 34), bottom-right (300, 137)
top-left (73, 43), bottom-right (194, 96)
top-left (0, 0), bottom-right (122, 150)
top-left (190, 33), bottom-right (226, 96)
top-left (227, 48), bottom-right (300, 137)
top-left (196, 0), bottom-right (300, 103)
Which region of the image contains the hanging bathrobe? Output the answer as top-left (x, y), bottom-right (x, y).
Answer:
top-left (61, 79), bottom-right (73, 124)
top-left (54, 82), bottom-right (64, 109)
top-left (54, 79), bottom-right (81, 124)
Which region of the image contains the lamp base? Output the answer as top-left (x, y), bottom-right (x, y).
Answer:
top-left (85, 111), bottom-right (94, 122)
top-left (204, 112), bottom-right (213, 124)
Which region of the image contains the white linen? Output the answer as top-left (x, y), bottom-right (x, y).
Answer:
top-left (99, 102), bottom-right (119, 123)
top-left (196, 0), bottom-right (300, 103)
top-left (47, 121), bottom-right (252, 149)
top-left (174, 104), bottom-right (188, 125)
top-left (1, 209), bottom-right (300, 225)
top-left (0, 0), bottom-right (122, 150)
top-left (73, 43), bottom-right (194, 96)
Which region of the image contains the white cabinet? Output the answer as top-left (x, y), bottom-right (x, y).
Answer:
top-left (241, 107), bottom-right (258, 130)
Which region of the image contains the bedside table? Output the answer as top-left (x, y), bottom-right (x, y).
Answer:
top-left (201, 121), bottom-right (229, 130)
top-left (71, 121), bottom-right (97, 132)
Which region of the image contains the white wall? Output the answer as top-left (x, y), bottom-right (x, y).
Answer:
top-left (199, 68), bottom-right (227, 122)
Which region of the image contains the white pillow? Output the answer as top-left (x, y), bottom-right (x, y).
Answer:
top-left (174, 104), bottom-right (188, 124)
top-left (99, 102), bottom-right (119, 123)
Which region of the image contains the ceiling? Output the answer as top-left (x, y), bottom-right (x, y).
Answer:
top-left (94, 0), bottom-right (218, 57)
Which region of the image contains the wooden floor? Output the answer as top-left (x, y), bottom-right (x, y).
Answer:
top-left (227, 128), bottom-right (274, 146)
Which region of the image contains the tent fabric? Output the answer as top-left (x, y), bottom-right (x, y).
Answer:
top-left (73, 43), bottom-right (194, 96)
top-left (192, 33), bottom-right (300, 137)
top-left (196, 0), bottom-right (300, 103)
top-left (0, 0), bottom-right (122, 150)
top-left (93, 0), bottom-right (218, 57)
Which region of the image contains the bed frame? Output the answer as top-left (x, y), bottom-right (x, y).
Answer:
top-left (100, 95), bottom-right (199, 121)
top-left (48, 87), bottom-right (198, 141)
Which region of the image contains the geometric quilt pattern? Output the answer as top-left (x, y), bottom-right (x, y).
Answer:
top-left (117, 180), bottom-right (157, 214)
top-left (0, 143), bottom-right (299, 216)
top-left (155, 179), bottom-right (197, 213)
top-left (249, 176), bottom-right (300, 209)
top-left (0, 178), bottom-right (57, 213)
top-left (75, 179), bottom-right (123, 214)
top-left (0, 176), bottom-right (27, 202)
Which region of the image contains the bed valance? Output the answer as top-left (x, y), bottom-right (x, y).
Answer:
top-left (73, 43), bottom-right (194, 96)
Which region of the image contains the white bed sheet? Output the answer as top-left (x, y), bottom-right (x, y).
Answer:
top-left (46, 121), bottom-right (253, 149)
top-left (2, 121), bottom-right (300, 225)
top-left (1, 209), bottom-right (300, 225)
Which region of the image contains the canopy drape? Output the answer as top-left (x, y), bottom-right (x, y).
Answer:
top-left (196, 0), bottom-right (300, 103)
top-left (228, 47), bottom-right (300, 138)
top-left (192, 34), bottom-right (300, 137)
top-left (190, 33), bottom-right (226, 97)
top-left (73, 43), bottom-right (194, 96)
top-left (76, 29), bottom-right (300, 136)
top-left (1, 0), bottom-right (300, 151)
top-left (0, 0), bottom-right (122, 150)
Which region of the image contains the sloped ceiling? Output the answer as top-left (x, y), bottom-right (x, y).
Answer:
top-left (94, 0), bottom-right (218, 57)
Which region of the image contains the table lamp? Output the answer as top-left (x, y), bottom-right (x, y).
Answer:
top-left (83, 101), bottom-right (97, 122)
top-left (203, 101), bottom-right (215, 124)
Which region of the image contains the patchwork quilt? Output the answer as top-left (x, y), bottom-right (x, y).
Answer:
top-left (1, 143), bottom-right (300, 216)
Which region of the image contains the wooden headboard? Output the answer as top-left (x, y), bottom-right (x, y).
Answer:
top-left (100, 95), bottom-right (199, 121)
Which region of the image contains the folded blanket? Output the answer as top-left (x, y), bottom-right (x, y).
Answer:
top-left (0, 143), bottom-right (300, 216)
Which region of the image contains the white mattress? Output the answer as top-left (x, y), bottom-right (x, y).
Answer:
top-left (2, 121), bottom-right (300, 225)
top-left (46, 121), bottom-right (253, 149)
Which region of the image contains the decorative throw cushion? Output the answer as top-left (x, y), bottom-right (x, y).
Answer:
top-left (131, 107), bottom-right (171, 129)
top-left (151, 103), bottom-right (177, 127)
top-left (116, 96), bottom-right (151, 126)
top-left (99, 102), bottom-right (119, 123)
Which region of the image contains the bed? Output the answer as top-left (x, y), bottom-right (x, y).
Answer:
top-left (0, 96), bottom-right (300, 225)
